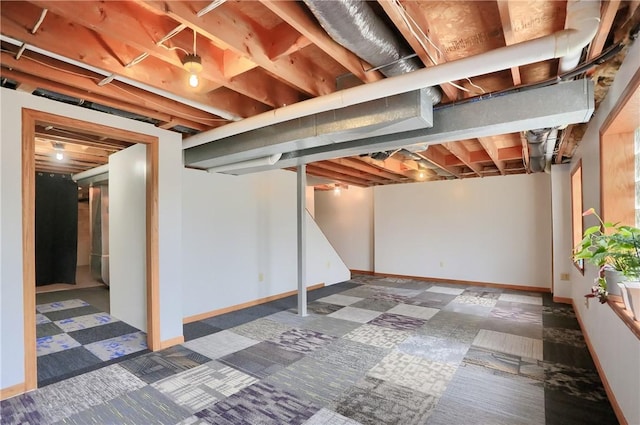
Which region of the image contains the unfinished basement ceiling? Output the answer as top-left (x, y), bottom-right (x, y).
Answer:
top-left (1, 1), bottom-right (639, 187)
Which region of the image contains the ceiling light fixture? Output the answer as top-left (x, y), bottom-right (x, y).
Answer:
top-left (52, 142), bottom-right (64, 161)
top-left (182, 29), bottom-right (203, 88)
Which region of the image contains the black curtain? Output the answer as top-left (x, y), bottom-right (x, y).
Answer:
top-left (35, 173), bottom-right (78, 286)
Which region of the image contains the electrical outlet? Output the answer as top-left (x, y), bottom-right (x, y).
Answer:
top-left (560, 273), bottom-right (570, 281)
top-left (258, 273), bottom-right (264, 282)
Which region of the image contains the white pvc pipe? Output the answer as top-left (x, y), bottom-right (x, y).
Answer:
top-left (206, 153), bottom-right (282, 173)
top-left (0, 34), bottom-right (242, 122)
top-left (184, 0), bottom-right (600, 149)
top-left (559, 0), bottom-right (601, 73)
top-left (72, 163), bottom-right (109, 181)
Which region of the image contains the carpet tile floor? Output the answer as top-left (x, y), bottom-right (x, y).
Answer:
top-left (2, 275), bottom-right (619, 424)
top-left (33, 299), bottom-right (149, 386)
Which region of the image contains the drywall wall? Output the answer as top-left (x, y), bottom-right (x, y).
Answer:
top-left (315, 186), bottom-right (374, 271)
top-left (374, 173), bottom-right (552, 288)
top-left (568, 39), bottom-right (640, 424)
top-left (181, 168), bottom-right (350, 318)
top-left (306, 186), bottom-right (315, 218)
top-left (109, 144), bottom-right (147, 332)
top-left (0, 89), bottom-right (183, 392)
top-left (551, 164), bottom-right (572, 299)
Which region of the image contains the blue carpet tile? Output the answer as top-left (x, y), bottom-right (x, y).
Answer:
top-left (2, 276), bottom-right (619, 425)
top-left (34, 299), bottom-right (149, 387)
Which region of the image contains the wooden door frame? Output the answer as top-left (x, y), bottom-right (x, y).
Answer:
top-left (22, 109), bottom-right (161, 392)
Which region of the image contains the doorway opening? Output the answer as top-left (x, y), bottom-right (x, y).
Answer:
top-left (22, 108), bottom-right (161, 391)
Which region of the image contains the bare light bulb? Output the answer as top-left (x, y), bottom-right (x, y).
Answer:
top-left (55, 152), bottom-right (64, 161)
top-left (333, 186), bottom-right (341, 196)
top-left (189, 73), bottom-right (199, 88)
top-left (418, 171), bottom-right (426, 180)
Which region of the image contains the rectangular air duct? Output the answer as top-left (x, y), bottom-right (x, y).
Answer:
top-left (184, 89), bottom-right (433, 170)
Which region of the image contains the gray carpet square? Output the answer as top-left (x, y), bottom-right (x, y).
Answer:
top-left (303, 408), bottom-right (363, 425)
top-left (543, 328), bottom-right (586, 348)
top-left (303, 316), bottom-right (362, 337)
top-left (219, 341), bottom-right (304, 379)
top-left (350, 298), bottom-right (399, 312)
top-left (406, 291), bottom-right (457, 309)
top-left (195, 381), bottom-right (320, 425)
top-left (264, 356), bottom-right (363, 406)
top-left (442, 301), bottom-right (494, 317)
top-left (229, 317), bottom-right (292, 341)
top-left (397, 335), bottom-right (470, 364)
top-left (464, 346), bottom-right (544, 381)
top-left (42, 305), bottom-right (100, 322)
top-left (266, 310), bottom-right (318, 327)
top-left (183, 321), bottom-right (222, 342)
top-left (418, 310), bottom-right (483, 344)
top-left (367, 351), bottom-right (457, 396)
top-left (481, 316), bottom-right (543, 340)
top-left (367, 312), bottom-right (426, 331)
top-left (68, 320), bottom-right (140, 345)
top-left (0, 393), bottom-right (45, 425)
top-left (309, 338), bottom-right (390, 373)
top-left (268, 328), bottom-right (337, 354)
top-left (36, 322), bottom-right (64, 338)
top-left (545, 389), bottom-right (618, 425)
top-left (426, 363), bottom-right (544, 425)
top-left (544, 362), bottom-right (608, 401)
top-left (183, 330), bottom-right (259, 360)
top-left (152, 360), bottom-right (259, 413)
top-left (37, 346), bottom-right (102, 382)
top-left (334, 376), bottom-right (437, 425)
top-left (343, 324), bottom-right (411, 349)
top-left (56, 385), bottom-right (190, 424)
top-left (120, 345), bottom-right (212, 384)
top-left (303, 301), bottom-right (345, 315)
top-left (32, 364), bottom-right (147, 424)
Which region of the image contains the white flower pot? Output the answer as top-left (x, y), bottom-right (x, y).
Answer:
top-left (618, 282), bottom-right (631, 311)
top-left (624, 281), bottom-right (640, 321)
top-left (604, 268), bottom-right (624, 296)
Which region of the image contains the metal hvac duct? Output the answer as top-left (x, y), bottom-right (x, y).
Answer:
top-left (303, 0), bottom-right (441, 105)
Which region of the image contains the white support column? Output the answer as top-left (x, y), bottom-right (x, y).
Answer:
top-left (297, 164), bottom-right (308, 316)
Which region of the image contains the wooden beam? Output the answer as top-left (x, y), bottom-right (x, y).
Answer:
top-left (139, 0), bottom-right (336, 97)
top-left (1, 65), bottom-right (213, 132)
top-left (497, 0), bottom-right (522, 86)
top-left (306, 165), bottom-right (370, 187)
top-left (26, 0), bottom-right (300, 108)
top-left (377, 0), bottom-right (459, 102)
top-left (416, 147), bottom-right (462, 178)
top-left (357, 155), bottom-right (428, 182)
top-left (476, 136), bottom-right (506, 175)
top-left (267, 23), bottom-right (312, 61)
top-left (329, 157), bottom-right (407, 182)
top-left (260, 0), bottom-right (383, 84)
top-left (497, 145), bottom-right (524, 161)
top-left (555, 125), bottom-right (573, 164)
top-left (442, 142), bottom-right (483, 176)
top-left (313, 161), bottom-right (393, 184)
top-left (1, 3), bottom-right (270, 118)
top-left (588, 0), bottom-right (622, 60)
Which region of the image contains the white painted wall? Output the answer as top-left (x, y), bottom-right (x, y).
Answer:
top-left (305, 186), bottom-right (315, 218)
top-left (551, 164), bottom-right (572, 299)
top-left (568, 40), bottom-right (640, 425)
top-left (315, 186), bottom-right (374, 271)
top-left (374, 174), bottom-right (552, 288)
top-left (0, 89), bottom-right (183, 391)
top-left (181, 169), bottom-right (350, 318)
top-left (109, 144), bottom-right (147, 331)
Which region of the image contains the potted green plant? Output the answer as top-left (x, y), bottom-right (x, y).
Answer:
top-left (573, 208), bottom-right (640, 320)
